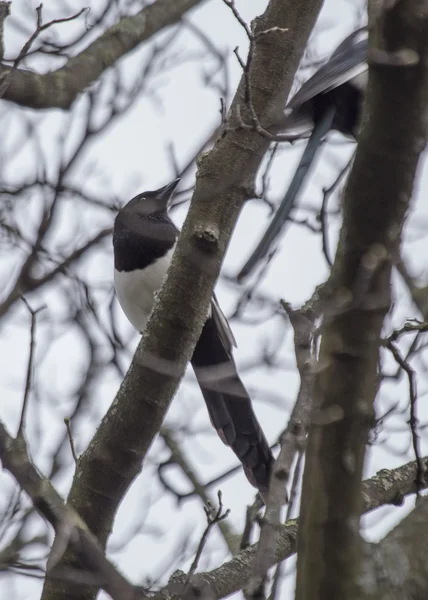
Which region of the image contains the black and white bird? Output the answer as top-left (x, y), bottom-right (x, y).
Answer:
top-left (237, 27), bottom-right (368, 281)
top-left (113, 178), bottom-right (274, 497)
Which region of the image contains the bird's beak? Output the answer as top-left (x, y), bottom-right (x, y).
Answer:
top-left (155, 178), bottom-right (181, 208)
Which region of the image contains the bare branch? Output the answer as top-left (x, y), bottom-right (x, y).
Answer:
top-left (386, 319), bottom-right (428, 343)
top-left (382, 338), bottom-right (424, 491)
top-left (158, 457), bottom-right (428, 600)
top-left (245, 291), bottom-right (321, 599)
top-left (0, 1), bottom-right (10, 62)
top-left (184, 492), bottom-right (230, 589)
top-left (319, 152), bottom-right (355, 267)
top-left (0, 228), bottom-right (111, 322)
top-left (0, 420), bottom-right (145, 600)
top-left (12, 6), bottom-right (87, 69)
top-left (159, 427), bottom-right (238, 554)
top-left (0, 0), bottom-right (206, 109)
top-left (296, 3), bottom-right (428, 597)
top-left (64, 418), bottom-right (78, 464)
top-left (18, 298), bottom-right (45, 437)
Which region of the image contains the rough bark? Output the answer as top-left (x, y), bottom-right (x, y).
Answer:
top-left (2, 366), bottom-right (428, 600)
top-left (41, 1), bottom-right (325, 599)
top-left (362, 496), bottom-right (428, 600)
top-left (295, 1), bottom-right (428, 599)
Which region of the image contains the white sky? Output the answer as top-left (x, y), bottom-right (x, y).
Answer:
top-left (1, 0), bottom-right (428, 598)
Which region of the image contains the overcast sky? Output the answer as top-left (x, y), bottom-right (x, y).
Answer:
top-left (1, 1), bottom-right (428, 598)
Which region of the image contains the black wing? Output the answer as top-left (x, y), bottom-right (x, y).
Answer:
top-left (237, 28), bottom-right (368, 279)
top-left (282, 28), bottom-right (368, 137)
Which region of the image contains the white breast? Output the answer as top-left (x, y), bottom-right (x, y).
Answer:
top-left (114, 247), bottom-right (175, 333)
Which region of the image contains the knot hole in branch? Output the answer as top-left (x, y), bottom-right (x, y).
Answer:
top-left (192, 225), bottom-right (220, 254)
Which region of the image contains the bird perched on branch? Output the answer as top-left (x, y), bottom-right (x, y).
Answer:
top-left (113, 178), bottom-right (274, 498)
top-left (237, 27), bottom-right (368, 281)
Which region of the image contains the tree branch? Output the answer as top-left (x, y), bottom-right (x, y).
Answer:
top-left (42, 1), bottom-right (325, 599)
top-left (158, 456), bottom-right (428, 600)
top-left (0, 228), bottom-right (111, 322)
top-left (0, 0), bottom-right (205, 109)
top-left (245, 291), bottom-right (321, 599)
top-left (0, 1), bottom-right (10, 62)
top-left (296, 2), bottom-right (428, 598)
top-left (159, 427), bottom-right (239, 554)
top-left (362, 496), bottom-right (428, 599)
top-left (0, 421), bottom-right (143, 600)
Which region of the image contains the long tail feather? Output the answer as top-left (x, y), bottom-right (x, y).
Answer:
top-left (237, 106), bottom-right (336, 281)
top-left (191, 317), bottom-right (274, 496)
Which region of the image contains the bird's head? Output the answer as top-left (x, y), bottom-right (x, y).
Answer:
top-left (121, 178), bottom-right (181, 219)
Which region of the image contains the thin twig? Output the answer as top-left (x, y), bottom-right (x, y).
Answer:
top-left (267, 451), bottom-right (304, 600)
top-left (222, 0), bottom-right (252, 39)
top-left (18, 298), bottom-right (45, 437)
top-left (64, 418), bottom-right (78, 463)
top-left (183, 491), bottom-right (230, 590)
top-left (220, 97), bottom-right (227, 124)
top-left (12, 5), bottom-right (87, 68)
top-left (159, 428), bottom-right (237, 553)
top-left (222, 0), bottom-right (288, 140)
top-left (240, 496), bottom-right (264, 550)
top-left (319, 152), bottom-right (354, 266)
top-left (383, 339), bottom-right (425, 492)
top-left (387, 320), bottom-right (428, 343)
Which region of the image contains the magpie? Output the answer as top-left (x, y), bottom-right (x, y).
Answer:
top-left (237, 27), bottom-right (368, 281)
top-left (113, 178), bottom-right (274, 497)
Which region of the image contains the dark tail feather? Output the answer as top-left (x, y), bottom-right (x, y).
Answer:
top-left (237, 105), bottom-right (336, 282)
top-left (191, 317), bottom-right (274, 496)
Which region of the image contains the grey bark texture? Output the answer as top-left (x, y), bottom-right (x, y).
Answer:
top-left (2, 0), bottom-right (428, 599)
top-left (39, 1), bottom-right (325, 599)
top-left (295, 1), bottom-right (428, 599)
top-left (157, 457), bottom-right (428, 600)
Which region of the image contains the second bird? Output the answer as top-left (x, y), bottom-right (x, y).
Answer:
top-left (237, 27), bottom-right (368, 281)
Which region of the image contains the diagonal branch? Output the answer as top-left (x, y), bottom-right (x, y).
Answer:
top-left (17, 299), bottom-right (45, 437)
top-left (159, 427), bottom-right (239, 554)
top-left (245, 292), bottom-right (321, 599)
top-left (0, 0), bottom-right (206, 109)
top-left (0, 228), bottom-right (111, 321)
top-left (42, 1), bottom-right (325, 599)
top-left (0, 421), bottom-right (144, 600)
top-left (157, 456), bottom-right (428, 600)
